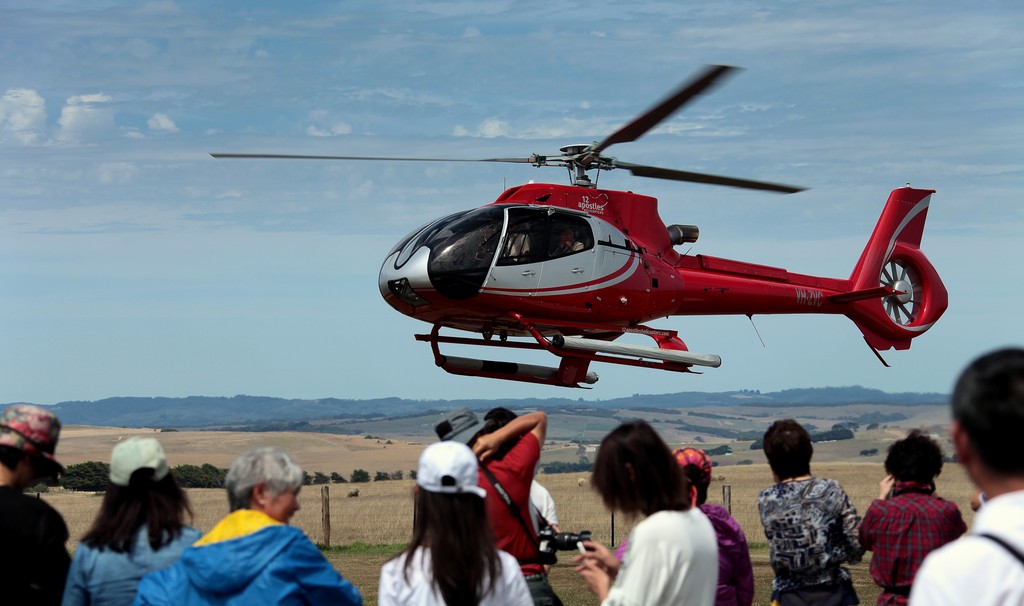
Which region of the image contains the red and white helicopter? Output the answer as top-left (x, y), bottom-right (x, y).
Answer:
top-left (214, 65), bottom-right (947, 388)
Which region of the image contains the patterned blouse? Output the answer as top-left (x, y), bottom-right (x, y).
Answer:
top-left (757, 476), bottom-right (865, 593)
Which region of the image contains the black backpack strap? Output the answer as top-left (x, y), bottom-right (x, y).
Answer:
top-left (978, 533), bottom-right (1024, 566)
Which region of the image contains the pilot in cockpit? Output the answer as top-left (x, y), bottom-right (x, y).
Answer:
top-left (552, 227), bottom-right (584, 256)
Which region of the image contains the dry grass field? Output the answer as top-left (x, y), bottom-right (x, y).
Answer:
top-left (56, 425), bottom-right (430, 477)
top-left (43, 425), bottom-right (976, 606)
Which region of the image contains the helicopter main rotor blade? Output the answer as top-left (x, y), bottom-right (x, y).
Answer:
top-left (614, 160), bottom-right (804, 194)
top-left (589, 65), bottom-right (739, 157)
top-left (210, 152), bottom-right (537, 164)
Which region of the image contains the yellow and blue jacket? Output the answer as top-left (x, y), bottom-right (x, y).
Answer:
top-left (132, 509), bottom-right (362, 605)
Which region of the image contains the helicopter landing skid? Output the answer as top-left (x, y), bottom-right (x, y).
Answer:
top-left (415, 315), bottom-right (721, 388)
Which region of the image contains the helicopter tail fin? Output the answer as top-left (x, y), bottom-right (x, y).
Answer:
top-left (843, 187), bottom-right (948, 351)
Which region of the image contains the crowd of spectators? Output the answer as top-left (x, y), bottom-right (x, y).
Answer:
top-left (2, 347), bottom-right (1021, 605)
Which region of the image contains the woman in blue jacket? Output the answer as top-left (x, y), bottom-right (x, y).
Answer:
top-left (133, 447), bottom-right (362, 606)
top-left (62, 437), bottom-right (201, 606)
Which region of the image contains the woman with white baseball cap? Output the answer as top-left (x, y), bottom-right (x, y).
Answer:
top-left (62, 436), bottom-right (200, 606)
top-left (379, 440), bottom-right (532, 605)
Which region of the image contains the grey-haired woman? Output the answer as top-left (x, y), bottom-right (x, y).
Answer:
top-left (134, 447), bottom-right (362, 606)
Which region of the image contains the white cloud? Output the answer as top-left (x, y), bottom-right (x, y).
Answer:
top-left (305, 110), bottom-right (352, 137)
top-left (341, 88), bottom-right (452, 108)
top-left (97, 162), bottom-right (137, 184)
top-left (147, 112), bottom-right (179, 133)
top-left (307, 124), bottom-right (352, 137)
top-left (57, 93), bottom-right (115, 142)
top-left (454, 116), bottom-right (617, 140)
top-left (463, 27), bottom-right (481, 38)
top-left (0, 89), bottom-right (47, 145)
top-left (453, 118), bottom-right (510, 138)
top-left (68, 94), bottom-right (112, 105)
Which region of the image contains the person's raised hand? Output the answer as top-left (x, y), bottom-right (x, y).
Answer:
top-left (471, 433), bottom-right (500, 461)
top-left (878, 475), bottom-right (896, 500)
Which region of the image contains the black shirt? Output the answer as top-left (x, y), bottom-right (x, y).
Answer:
top-left (0, 486), bottom-right (71, 605)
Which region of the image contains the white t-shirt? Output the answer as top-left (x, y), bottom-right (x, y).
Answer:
top-left (378, 546), bottom-right (532, 606)
top-left (530, 480), bottom-right (559, 532)
top-left (910, 489), bottom-right (1024, 606)
top-left (603, 509), bottom-right (719, 606)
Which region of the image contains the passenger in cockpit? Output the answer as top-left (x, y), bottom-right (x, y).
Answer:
top-left (552, 227), bottom-right (584, 256)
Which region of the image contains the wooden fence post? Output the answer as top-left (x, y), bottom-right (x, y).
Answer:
top-left (723, 484), bottom-right (732, 515)
top-left (321, 485), bottom-right (331, 547)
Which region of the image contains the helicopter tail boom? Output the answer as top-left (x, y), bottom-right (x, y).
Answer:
top-left (843, 187), bottom-right (948, 350)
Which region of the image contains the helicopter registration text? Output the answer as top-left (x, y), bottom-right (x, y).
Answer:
top-left (795, 288), bottom-right (823, 307)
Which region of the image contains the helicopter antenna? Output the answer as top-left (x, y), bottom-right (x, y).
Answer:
top-left (746, 314), bottom-right (766, 347)
top-left (864, 338), bottom-right (891, 367)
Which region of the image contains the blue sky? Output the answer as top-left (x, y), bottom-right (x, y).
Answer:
top-left (2, 1), bottom-right (1021, 405)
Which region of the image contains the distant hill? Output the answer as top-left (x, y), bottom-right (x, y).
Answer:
top-left (15, 386), bottom-right (947, 429)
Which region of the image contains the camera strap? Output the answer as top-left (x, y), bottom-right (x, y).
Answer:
top-left (479, 464), bottom-right (547, 564)
top-left (480, 465), bottom-right (537, 542)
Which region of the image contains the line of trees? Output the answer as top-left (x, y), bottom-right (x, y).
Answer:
top-left (55, 461), bottom-right (418, 491)
top-left (749, 424), bottom-right (856, 450)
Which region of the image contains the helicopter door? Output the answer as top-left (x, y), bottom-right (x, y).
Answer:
top-left (536, 214), bottom-right (596, 291)
top-left (484, 208), bottom-right (545, 295)
top-left (484, 208), bottom-right (596, 297)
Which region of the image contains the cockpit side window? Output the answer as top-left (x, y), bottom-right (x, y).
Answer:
top-left (497, 210), bottom-right (546, 266)
top-left (496, 209), bottom-right (593, 266)
top-left (547, 215), bottom-right (593, 259)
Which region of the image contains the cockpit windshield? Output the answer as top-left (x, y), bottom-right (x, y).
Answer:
top-left (388, 210), bottom-right (469, 269)
top-left (425, 206), bottom-right (505, 299)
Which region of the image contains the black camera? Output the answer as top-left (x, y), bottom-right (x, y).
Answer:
top-left (538, 527), bottom-right (592, 562)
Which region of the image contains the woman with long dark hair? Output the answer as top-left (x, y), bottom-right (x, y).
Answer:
top-left (575, 421), bottom-right (719, 606)
top-left (62, 437), bottom-right (200, 606)
top-left (379, 440), bottom-right (532, 605)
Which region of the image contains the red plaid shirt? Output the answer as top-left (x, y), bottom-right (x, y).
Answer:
top-left (858, 482), bottom-right (966, 606)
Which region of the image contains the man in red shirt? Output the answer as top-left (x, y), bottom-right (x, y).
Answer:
top-left (436, 407), bottom-right (560, 606)
top-left (859, 430), bottom-right (966, 605)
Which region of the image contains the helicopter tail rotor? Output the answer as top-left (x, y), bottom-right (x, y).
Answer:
top-left (844, 187), bottom-right (947, 350)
